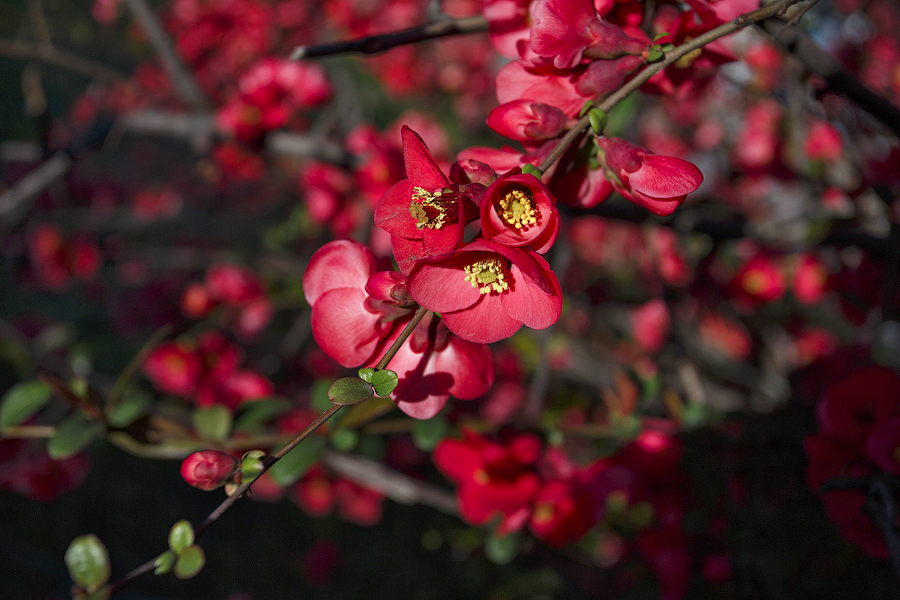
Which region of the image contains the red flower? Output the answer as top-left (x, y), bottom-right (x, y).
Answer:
top-left (816, 366), bottom-right (900, 444)
top-left (479, 169), bottom-right (560, 253)
top-left (487, 100), bottom-right (571, 144)
top-left (180, 450), bottom-right (237, 491)
top-left (407, 239), bottom-right (563, 344)
top-left (375, 126), bottom-right (481, 262)
top-left (433, 430), bottom-right (542, 534)
top-left (529, 0), bottom-right (646, 69)
top-left (597, 136), bottom-right (703, 216)
top-left (529, 479), bottom-right (598, 547)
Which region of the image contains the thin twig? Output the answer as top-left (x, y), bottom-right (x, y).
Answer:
top-left (0, 38), bottom-right (122, 82)
top-left (290, 14), bottom-right (488, 59)
top-left (122, 0), bottom-right (208, 109)
top-left (538, 0), bottom-right (813, 174)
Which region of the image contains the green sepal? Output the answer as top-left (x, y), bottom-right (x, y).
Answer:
top-left (370, 369), bottom-right (399, 397)
top-left (0, 380), bottom-right (53, 428)
top-left (65, 534), bottom-right (110, 592)
top-left (268, 435), bottom-right (325, 486)
top-left (412, 414), bottom-right (448, 451)
top-left (588, 108), bottom-right (608, 135)
top-left (174, 545), bottom-right (205, 579)
top-left (357, 367), bottom-right (376, 383)
top-left (48, 411), bottom-right (105, 459)
top-left (192, 405), bottom-right (232, 441)
top-left (646, 46), bottom-right (664, 62)
top-left (154, 550), bottom-right (176, 575)
top-left (328, 377), bottom-right (374, 405)
top-left (485, 531), bottom-right (521, 565)
top-left (168, 520), bottom-right (195, 554)
top-left (520, 163), bottom-right (543, 179)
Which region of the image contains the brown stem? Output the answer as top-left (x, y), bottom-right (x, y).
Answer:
top-left (290, 15), bottom-right (488, 59)
top-left (537, 0), bottom-right (812, 174)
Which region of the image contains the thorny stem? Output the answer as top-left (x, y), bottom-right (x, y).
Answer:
top-left (537, 0), bottom-right (813, 174)
top-left (106, 304), bottom-right (428, 595)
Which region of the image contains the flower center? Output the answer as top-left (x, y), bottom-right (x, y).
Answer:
top-left (464, 257), bottom-right (509, 295)
top-left (410, 186), bottom-right (458, 230)
top-left (497, 184), bottom-right (537, 230)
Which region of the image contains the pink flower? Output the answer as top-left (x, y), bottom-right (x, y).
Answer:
top-left (407, 239), bottom-right (563, 344)
top-left (732, 253), bottom-right (786, 304)
top-left (529, 478), bottom-right (598, 547)
top-left (375, 126), bottom-right (481, 262)
top-left (180, 450), bottom-right (237, 491)
top-left (143, 342), bottom-right (204, 396)
top-left (630, 298), bottom-right (670, 353)
top-left (804, 121), bottom-right (843, 163)
top-left (487, 100), bottom-right (571, 144)
top-left (529, 0), bottom-right (646, 69)
top-left (479, 169), bottom-right (560, 253)
top-left (596, 136), bottom-right (703, 216)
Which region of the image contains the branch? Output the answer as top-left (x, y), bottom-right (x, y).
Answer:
top-left (290, 14), bottom-right (488, 59)
top-left (122, 0), bottom-right (208, 109)
top-left (538, 0), bottom-right (813, 174)
top-left (0, 38), bottom-right (122, 82)
top-left (0, 152), bottom-right (71, 225)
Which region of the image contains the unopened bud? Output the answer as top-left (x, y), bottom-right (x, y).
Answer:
top-left (180, 450), bottom-right (237, 491)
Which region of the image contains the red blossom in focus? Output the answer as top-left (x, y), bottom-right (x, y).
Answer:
top-left (180, 450), bottom-right (238, 491)
top-left (407, 239), bottom-right (563, 344)
top-left (479, 169), bottom-right (560, 253)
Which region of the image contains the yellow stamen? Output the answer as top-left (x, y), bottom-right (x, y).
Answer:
top-left (496, 184), bottom-right (537, 230)
top-left (532, 502), bottom-right (555, 525)
top-left (473, 469), bottom-right (490, 484)
top-left (410, 186), bottom-right (458, 230)
top-left (464, 257), bottom-right (509, 295)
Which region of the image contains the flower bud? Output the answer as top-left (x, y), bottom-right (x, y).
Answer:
top-left (180, 450), bottom-right (237, 491)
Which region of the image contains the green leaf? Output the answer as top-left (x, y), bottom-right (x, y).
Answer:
top-left (48, 412), bottom-right (105, 459)
top-left (412, 414), bottom-right (447, 451)
top-left (588, 108), bottom-right (608, 136)
top-left (168, 520), bottom-right (194, 554)
top-left (233, 398), bottom-right (291, 433)
top-left (268, 435), bottom-right (325, 486)
top-left (240, 450), bottom-right (266, 484)
top-left (652, 31), bottom-right (670, 42)
top-left (192, 405), bottom-right (232, 441)
top-left (578, 100), bottom-right (595, 118)
top-left (331, 428), bottom-right (358, 452)
top-left (646, 47), bottom-right (664, 62)
top-left (357, 367), bottom-right (375, 383)
top-left (485, 531), bottom-right (521, 565)
top-left (65, 534), bottom-right (110, 592)
top-left (328, 377), bottom-right (374, 406)
top-left (154, 551), bottom-right (176, 575)
top-left (370, 370), bottom-right (399, 398)
top-left (174, 545), bottom-right (205, 579)
top-left (0, 380), bottom-right (52, 428)
top-left (105, 389), bottom-right (150, 427)
top-left (520, 163), bottom-right (543, 179)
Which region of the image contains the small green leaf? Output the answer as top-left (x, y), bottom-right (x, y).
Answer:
top-left (168, 520), bottom-right (195, 554)
top-left (652, 31), bottom-right (670, 42)
top-left (357, 367), bottom-right (376, 383)
top-left (106, 389), bottom-right (150, 427)
top-left (0, 380), bottom-right (52, 428)
top-left (48, 412), bottom-right (105, 459)
top-left (174, 545), bottom-right (205, 579)
top-left (646, 47), bottom-right (664, 62)
top-left (233, 398), bottom-right (291, 433)
top-left (192, 405), bottom-right (232, 441)
top-left (412, 414), bottom-right (447, 451)
top-left (660, 43), bottom-right (676, 52)
top-left (370, 370), bottom-right (399, 397)
top-left (240, 450), bottom-right (266, 483)
top-left (578, 100), bottom-right (595, 118)
top-left (65, 534), bottom-right (110, 591)
top-left (154, 551), bottom-right (176, 575)
top-left (328, 377), bottom-right (374, 406)
top-left (520, 163), bottom-right (543, 179)
top-left (485, 531), bottom-right (521, 565)
top-left (268, 435), bottom-right (325, 486)
top-left (588, 108), bottom-right (608, 135)
top-left (331, 428), bottom-right (358, 452)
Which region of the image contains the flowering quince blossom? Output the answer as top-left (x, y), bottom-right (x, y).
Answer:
top-left (180, 450), bottom-right (238, 491)
top-left (529, 0), bottom-right (647, 69)
top-left (303, 239), bottom-right (494, 418)
top-left (375, 126), bottom-right (483, 266)
top-left (479, 169), bottom-right (560, 253)
top-left (596, 136), bottom-right (704, 216)
top-left (433, 429), bottom-right (542, 534)
top-left (407, 239), bottom-right (563, 344)
top-left (486, 99), bottom-right (571, 144)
